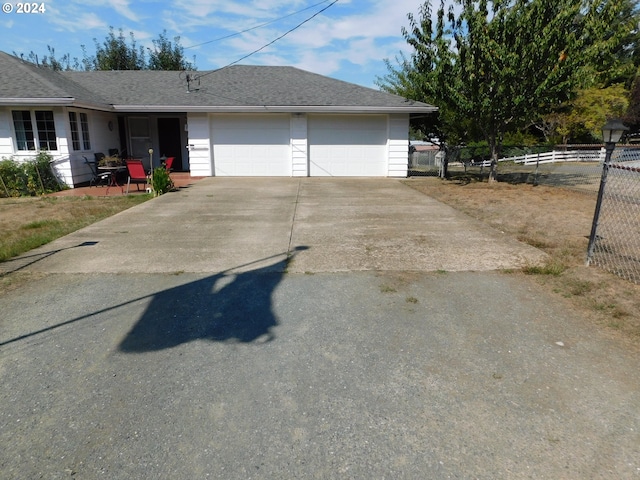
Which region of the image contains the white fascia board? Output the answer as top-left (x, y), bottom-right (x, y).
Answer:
top-left (69, 102), bottom-right (114, 112)
top-left (0, 97), bottom-right (75, 105)
top-left (0, 98), bottom-right (113, 112)
top-left (112, 105), bottom-right (438, 114)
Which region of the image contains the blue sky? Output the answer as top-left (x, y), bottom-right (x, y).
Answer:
top-left (0, 0), bottom-right (427, 88)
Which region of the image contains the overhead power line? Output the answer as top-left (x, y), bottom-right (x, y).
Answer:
top-left (189, 0), bottom-right (339, 83)
top-left (185, 0), bottom-right (334, 50)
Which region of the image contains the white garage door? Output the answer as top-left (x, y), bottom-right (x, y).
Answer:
top-left (211, 114), bottom-right (291, 176)
top-left (309, 115), bottom-right (388, 176)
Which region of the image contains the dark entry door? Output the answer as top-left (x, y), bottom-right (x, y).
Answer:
top-left (157, 118), bottom-right (183, 171)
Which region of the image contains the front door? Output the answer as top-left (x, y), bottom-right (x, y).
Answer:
top-left (157, 118), bottom-right (184, 171)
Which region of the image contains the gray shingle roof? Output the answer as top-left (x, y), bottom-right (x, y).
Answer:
top-left (0, 51), bottom-right (436, 114)
top-left (0, 52), bottom-right (110, 108)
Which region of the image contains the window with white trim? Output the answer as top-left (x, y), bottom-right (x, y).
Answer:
top-left (12, 110), bottom-right (58, 151)
top-left (69, 112), bottom-right (80, 150)
top-left (80, 113), bottom-right (91, 150)
top-left (12, 111), bottom-right (36, 150)
top-left (69, 111), bottom-right (92, 151)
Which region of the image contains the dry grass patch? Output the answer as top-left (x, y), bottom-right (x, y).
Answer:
top-left (405, 177), bottom-right (640, 344)
top-left (0, 194), bottom-right (150, 263)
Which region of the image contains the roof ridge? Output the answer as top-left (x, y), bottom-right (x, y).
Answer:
top-left (0, 52), bottom-right (435, 112)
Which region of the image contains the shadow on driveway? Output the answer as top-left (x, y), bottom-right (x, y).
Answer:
top-left (0, 248), bottom-right (308, 350)
top-left (119, 247), bottom-right (309, 352)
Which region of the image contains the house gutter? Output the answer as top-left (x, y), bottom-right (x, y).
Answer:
top-left (0, 98), bottom-right (114, 112)
top-left (111, 105), bottom-right (438, 114)
top-left (1, 100), bottom-right (436, 115)
top-left (0, 98), bottom-right (75, 105)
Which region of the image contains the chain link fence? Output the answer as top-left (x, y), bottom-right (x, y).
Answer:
top-left (408, 149), bottom-right (441, 176)
top-left (408, 144), bottom-right (640, 284)
top-left (587, 153), bottom-right (640, 284)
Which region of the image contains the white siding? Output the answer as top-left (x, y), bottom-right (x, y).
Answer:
top-left (387, 114), bottom-right (410, 177)
top-left (89, 111), bottom-right (121, 155)
top-left (0, 109), bottom-right (13, 158)
top-left (0, 106), bottom-right (123, 187)
top-left (291, 114), bottom-right (308, 177)
top-left (0, 107), bottom-right (73, 186)
top-left (0, 107), bottom-right (66, 161)
top-left (53, 108), bottom-right (73, 186)
top-left (66, 109), bottom-right (120, 186)
top-left (187, 113), bottom-right (212, 177)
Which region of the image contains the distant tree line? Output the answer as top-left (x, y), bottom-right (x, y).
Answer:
top-left (377, 0), bottom-right (640, 181)
top-left (16, 27), bottom-right (196, 71)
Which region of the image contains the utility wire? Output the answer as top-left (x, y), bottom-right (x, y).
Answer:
top-left (185, 0), bottom-right (334, 50)
top-left (191, 0), bottom-right (339, 81)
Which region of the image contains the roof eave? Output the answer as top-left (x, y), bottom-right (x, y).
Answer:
top-left (0, 97), bottom-right (75, 106)
top-left (112, 105), bottom-right (438, 114)
top-left (0, 98), bottom-right (113, 111)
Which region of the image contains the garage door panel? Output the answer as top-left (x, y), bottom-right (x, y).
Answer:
top-left (212, 114), bottom-right (291, 176)
top-left (309, 115), bottom-right (388, 176)
top-left (312, 129), bottom-right (387, 146)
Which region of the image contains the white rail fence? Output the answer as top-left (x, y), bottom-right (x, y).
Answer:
top-left (500, 147), bottom-right (640, 167)
top-left (409, 145), bottom-right (640, 179)
top-left (499, 149), bottom-right (604, 165)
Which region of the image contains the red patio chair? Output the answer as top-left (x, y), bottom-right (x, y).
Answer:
top-left (125, 159), bottom-right (148, 194)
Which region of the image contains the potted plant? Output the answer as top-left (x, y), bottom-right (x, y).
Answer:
top-left (98, 155), bottom-right (123, 167)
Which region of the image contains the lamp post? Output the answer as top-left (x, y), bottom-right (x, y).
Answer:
top-left (148, 148), bottom-right (154, 194)
top-left (586, 118), bottom-right (628, 265)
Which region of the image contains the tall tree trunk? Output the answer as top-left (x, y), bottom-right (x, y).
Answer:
top-left (440, 148), bottom-right (449, 179)
top-left (488, 135), bottom-right (499, 183)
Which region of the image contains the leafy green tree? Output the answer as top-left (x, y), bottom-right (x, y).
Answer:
top-left (148, 30), bottom-right (195, 71)
top-left (578, 0), bottom-right (640, 89)
top-left (379, 0), bottom-right (639, 181)
top-left (623, 75), bottom-right (640, 134)
top-left (550, 85), bottom-right (629, 143)
top-left (378, 2), bottom-right (466, 145)
top-left (17, 28), bottom-right (195, 72)
top-left (14, 46), bottom-right (80, 71)
top-left (84, 27), bottom-right (146, 70)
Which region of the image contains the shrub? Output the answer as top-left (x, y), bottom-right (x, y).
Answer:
top-left (150, 166), bottom-right (173, 196)
top-left (0, 152), bottom-right (63, 197)
top-left (0, 158), bottom-right (27, 197)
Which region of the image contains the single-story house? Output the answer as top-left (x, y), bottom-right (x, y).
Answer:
top-left (0, 51), bottom-right (437, 187)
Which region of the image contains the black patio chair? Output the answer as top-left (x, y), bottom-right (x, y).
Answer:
top-left (84, 156), bottom-right (111, 187)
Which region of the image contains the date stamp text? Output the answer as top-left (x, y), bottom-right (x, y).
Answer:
top-left (2, 3), bottom-right (47, 14)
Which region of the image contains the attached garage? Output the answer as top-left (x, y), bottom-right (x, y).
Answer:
top-left (4, 56), bottom-right (437, 185)
top-left (211, 114), bottom-right (291, 176)
top-left (308, 114), bottom-right (388, 177)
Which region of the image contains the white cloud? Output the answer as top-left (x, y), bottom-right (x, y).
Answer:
top-left (49, 11), bottom-right (107, 33)
top-left (237, 1), bottom-right (418, 60)
top-left (70, 0), bottom-right (140, 22)
top-left (188, 0), bottom-right (422, 85)
top-left (3, 0), bottom-right (454, 86)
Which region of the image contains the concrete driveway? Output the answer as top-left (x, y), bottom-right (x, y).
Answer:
top-left (1, 178), bottom-right (639, 479)
top-left (1, 177), bottom-right (546, 275)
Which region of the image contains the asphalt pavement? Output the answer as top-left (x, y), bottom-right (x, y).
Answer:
top-left (1, 178), bottom-right (638, 479)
